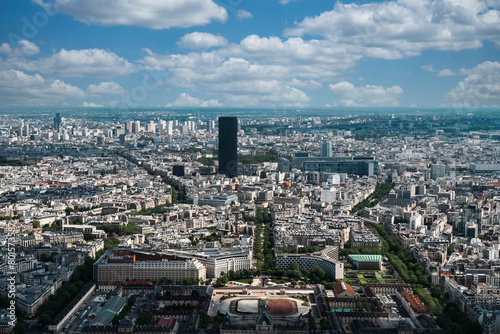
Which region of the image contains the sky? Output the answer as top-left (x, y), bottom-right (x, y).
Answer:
top-left (0, 0), bottom-right (499, 108)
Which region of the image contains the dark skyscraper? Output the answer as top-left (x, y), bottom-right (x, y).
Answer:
top-left (54, 113), bottom-right (62, 131)
top-left (218, 116), bottom-right (238, 177)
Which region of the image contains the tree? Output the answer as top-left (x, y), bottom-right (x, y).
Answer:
top-left (289, 270), bottom-right (302, 281)
top-left (216, 275), bottom-right (229, 286)
top-left (183, 278), bottom-right (199, 285)
top-left (128, 295), bottom-right (136, 307)
top-left (447, 243), bottom-right (455, 256)
top-left (38, 313), bottom-right (52, 325)
top-left (199, 314), bottom-right (210, 329)
top-left (32, 221), bottom-right (40, 228)
top-left (137, 312), bottom-right (153, 325)
top-left (312, 267), bottom-right (326, 281)
top-left (228, 270), bottom-right (236, 280)
top-left (13, 317), bottom-right (29, 334)
top-left (308, 314), bottom-right (317, 330)
top-left (362, 301), bottom-right (371, 312)
top-left (289, 262), bottom-right (300, 271)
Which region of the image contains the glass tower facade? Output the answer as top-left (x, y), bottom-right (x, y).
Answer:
top-left (218, 116), bottom-right (238, 177)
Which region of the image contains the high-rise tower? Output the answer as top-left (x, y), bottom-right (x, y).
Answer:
top-left (218, 116), bottom-right (238, 177)
top-left (54, 113), bottom-right (62, 131)
top-left (321, 141), bottom-right (333, 157)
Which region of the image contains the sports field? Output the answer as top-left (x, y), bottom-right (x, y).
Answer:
top-left (229, 298), bottom-right (299, 316)
top-left (266, 299), bottom-right (298, 316)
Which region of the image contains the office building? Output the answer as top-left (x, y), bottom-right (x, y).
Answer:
top-left (131, 121), bottom-right (141, 134)
top-left (163, 248), bottom-right (253, 278)
top-left (218, 116), bottom-right (238, 177)
top-left (471, 163), bottom-right (500, 173)
top-left (54, 113), bottom-right (62, 131)
top-left (348, 254), bottom-right (382, 270)
top-left (410, 214), bottom-right (422, 230)
top-left (292, 156), bottom-right (379, 177)
top-left (275, 247), bottom-right (343, 280)
top-left (466, 223), bottom-right (478, 238)
top-left (278, 157), bottom-right (291, 172)
top-left (172, 165), bottom-right (185, 177)
top-left (198, 193), bottom-right (239, 207)
top-left (321, 141), bottom-right (333, 157)
top-left (320, 187), bottom-right (336, 203)
top-left (18, 125), bottom-right (23, 137)
top-left (93, 250), bottom-right (206, 283)
top-left (97, 135), bottom-right (105, 146)
top-left (431, 164), bottom-right (446, 180)
top-left (125, 121), bottom-right (133, 133)
top-left (207, 120), bottom-right (215, 133)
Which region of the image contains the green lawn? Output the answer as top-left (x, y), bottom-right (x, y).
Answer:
top-left (343, 270), bottom-right (388, 285)
top-left (234, 278), bottom-right (253, 284)
top-left (375, 272), bottom-right (386, 283)
top-left (356, 274), bottom-right (367, 284)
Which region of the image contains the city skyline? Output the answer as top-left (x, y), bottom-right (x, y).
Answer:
top-left (0, 0), bottom-right (499, 108)
top-left (0, 110), bottom-right (498, 333)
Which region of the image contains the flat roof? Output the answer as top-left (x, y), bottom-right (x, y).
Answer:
top-left (90, 309), bottom-right (116, 326)
top-left (90, 295), bottom-right (126, 326)
top-left (348, 254), bottom-right (382, 262)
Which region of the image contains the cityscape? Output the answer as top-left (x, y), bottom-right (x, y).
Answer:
top-left (0, 108), bottom-right (499, 334)
top-left (1, 0), bottom-right (500, 334)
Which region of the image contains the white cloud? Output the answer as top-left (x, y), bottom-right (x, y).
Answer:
top-left (141, 32), bottom-right (364, 106)
top-left (279, 0), bottom-right (297, 4)
top-left (140, 35), bottom-right (360, 84)
top-left (422, 66), bottom-right (470, 77)
top-left (134, 0), bottom-right (500, 107)
top-left (87, 81), bottom-right (127, 96)
top-left (14, 48), bottom-right (135, 78)
top-left (82, 102), bottom-right (104, 107)
top-left (0, 43), bottom-right (11, 55)
top-left (167, 93), bottom-right (222, 107)
top-left (329, 81), bottom-right (403, 106)
top-left (437, 69), bottom-right (458, 77)
top-left (421, 64), bottom-right (436, 73)
top-left (140, 50), bottom-right (313, 106)
top-left (285, 0), bottom-right (500, 59)
top-left (445, 61), bottom-right (500, 106)
top-left (290, 78), bottom-right (322, 89)
top-left (236, 10), bottom-right (253, 20)
top-left (15, 40), bottom-right (40, 57)
top-left (0, 40), bottom-right (39, 57)
top-left (221, 83), bottom-right (310, 106)
top-left (0, 70), bottom-right (85, 106)
top-left (231, 84), bottom-right (309, 105)
top-left (36, 0), bottom-right (227, 29)
top-left (177, 32), bottom-right (228, 49)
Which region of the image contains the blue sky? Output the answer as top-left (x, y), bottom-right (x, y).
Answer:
top-left (0, 0), bottom-right (499, 108)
